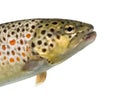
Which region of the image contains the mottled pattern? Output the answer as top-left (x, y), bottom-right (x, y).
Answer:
top-left (0, 19), bottom-right (84, 66)
top-left (0, 19), bottom-right (41, 65)
top-left (0, 18), bottom-right (96, 86)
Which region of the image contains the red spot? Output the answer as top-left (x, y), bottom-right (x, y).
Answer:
top-left (22, 52), bottom-right (26, 57)
top-left (26, 34), bottom-right (31, 38)
top-left (11, 50), bottom-right (15, 55)
top-left (0, 52), bottom-right (2, 55)
top-left (10, 58), bottom-right (14, 62)
top-left (2, 45), bottom-right (6, 50)
top-left (9, 39), bottom-right (16, 45)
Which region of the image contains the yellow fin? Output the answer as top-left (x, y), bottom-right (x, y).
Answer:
top-left (36, 71), bottom-right (47, 85)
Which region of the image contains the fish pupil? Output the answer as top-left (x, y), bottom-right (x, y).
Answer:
top-left (66, 27), bottom-right (74, 32)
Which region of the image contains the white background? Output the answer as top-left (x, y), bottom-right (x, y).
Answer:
top-left (0, 0), bottom-right (120, 96)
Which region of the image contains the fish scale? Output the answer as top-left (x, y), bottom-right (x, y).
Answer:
top-left (0, 18), bottom-right (96, 86)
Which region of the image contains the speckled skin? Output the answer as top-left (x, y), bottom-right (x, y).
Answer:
top-left (0, 18), bottom-right (96, 86)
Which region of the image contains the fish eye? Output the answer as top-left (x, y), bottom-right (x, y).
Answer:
top-left (65, 25), bottom-right (75, 34)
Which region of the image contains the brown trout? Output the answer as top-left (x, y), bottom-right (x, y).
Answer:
top-left (0, 18), bottom-right (96, 86)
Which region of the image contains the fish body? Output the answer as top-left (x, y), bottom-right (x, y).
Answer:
top-left (0, 18), bottom-right (96, 86)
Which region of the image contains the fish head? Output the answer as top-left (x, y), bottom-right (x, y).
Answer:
top-left (32, 19), bottom-right (96, 65)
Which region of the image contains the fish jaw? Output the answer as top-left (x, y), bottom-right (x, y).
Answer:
top-left (68, 29), bottom-right (96, 49)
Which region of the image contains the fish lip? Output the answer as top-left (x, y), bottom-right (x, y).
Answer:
top-left (83, 31), bottom-right (96, 41)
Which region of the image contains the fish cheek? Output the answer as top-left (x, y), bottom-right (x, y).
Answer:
top-left (35, 35), bottom-right (70, 64)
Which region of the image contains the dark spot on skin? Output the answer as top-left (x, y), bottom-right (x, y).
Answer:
top-left (25, 24), bottom-right (29, 27)
top-left (18, 22), bottom-right (21, 25)
top-left (50, 43), bottom-right (54, 47)
top-left (60, 27), bottom-right (63, 29)
top-left (3, 37), bottom-right (6, 41)
top-left (47, 33), bottom-right (52, 37)
top-left (52, 22), bottom-right (57, 25)
top-left (11, 50), bottom-right (15, 55)
top-left (61, 21), bottom-right (64, 24)
top-left (2, 62), bottom-right (5, 65)
top-left (75, 34), bottom-right (78, 37)
top-left (44, 42), bottom-right (48, 46)
top-left (31, 25), bottom-right (35, 29)
top-left (22, 28), bottom-right (25, 32)
top-left (18, 47), bottom-right (21, 51)
top-left (45, 24), bottom-right (49, 26)
top-left (7, 51), bottom-right (10, 55)
top-left (20, 39), bottom-right (24, 45)
top-left (79, 22), bottom-right (82, 25)
top-left (69, 35), bottom-right (72, 38)
top-left (41, 30), bottom-right (46, 35)
top-left (50, 28), bottom-right (55, 32)
top-left (31, 42), bottom-right (35, 48)
top-left (23, 59), bottom-right (26, 63)
top-left (31, 20), bottom-right (35, 22)
top-left (7, 26), bottom-right (10, 29)
top-left (7, 34), bottom-right (10, 37)
top-left (56, 35), bottom-right (60, 39)
top-left (40, 21), bottom-right (43, 23)
top-left (2, 25), bottom-right (5, 28)
top-left (48, 60), bottom-right (51, 63)
top-left (16, 34), bottom-right (18, 38)
top-left (34, 32), bottom-right (37, 37)
top-left (37, 40), bottom-right (42, 45)
top-left (42, 48), bottom-right (47, 52)
top-left (3, 29), bottom-right (7, 33)
top-left (30, 30), bottom-right (33, 33)
top-left (38, 25), bottom-right (43, 28)
top-left (12, 24), bottom-right (15, 27)
top-left (17, 28), bottom-right (20, 32)
top-left (11, 31), bottom-right (15, 35)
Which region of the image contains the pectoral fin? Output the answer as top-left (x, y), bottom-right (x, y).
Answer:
top-left (22, 55), bottom-right (50, 72)
top-left (36, 71), bottom-right (47, 84)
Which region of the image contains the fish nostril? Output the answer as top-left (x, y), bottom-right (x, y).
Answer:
top-left (89, 24), bottom-right (94, 29)
top-left (79, 25), bottom-right (84, 27)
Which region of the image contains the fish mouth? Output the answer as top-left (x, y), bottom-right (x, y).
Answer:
top-left (83, 31), bottom-right (96, 43)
